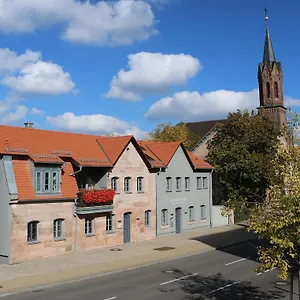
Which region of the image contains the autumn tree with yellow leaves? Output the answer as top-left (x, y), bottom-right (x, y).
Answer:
top-left (248, 110), bottom-right (300, 297)
top-left (147, 122), bottom-right (200, 151)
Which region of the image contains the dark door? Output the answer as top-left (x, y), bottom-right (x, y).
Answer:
top-left (123, 213), bottom-right (131, 243)
top-left (175, 207), bottom-right (182, 234)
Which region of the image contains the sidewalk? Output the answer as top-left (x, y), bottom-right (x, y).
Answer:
top-left (0, 224), bottom-right (255, 295)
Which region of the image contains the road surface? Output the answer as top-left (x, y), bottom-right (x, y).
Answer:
top-left (1, 240), bottom-right (293, 299)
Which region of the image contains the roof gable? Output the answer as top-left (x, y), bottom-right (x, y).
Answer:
top-left (185, 119), bottom-right (226, 138)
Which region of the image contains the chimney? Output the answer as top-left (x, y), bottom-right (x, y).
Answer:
top-left (24, 121), bottom-right (34, 128)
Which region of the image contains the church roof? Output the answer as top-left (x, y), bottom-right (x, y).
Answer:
top-left (185, 119), bottom-right (226, 138)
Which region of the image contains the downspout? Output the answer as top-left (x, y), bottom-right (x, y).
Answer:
top-left (156, 167), bottom-right (162, 237)
top-left (209, 169), bottom-right (214, 229)
top-left (70, 165), bottom-right (83, 255)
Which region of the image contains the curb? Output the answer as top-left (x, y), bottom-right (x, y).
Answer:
top-left (0, 235), bottom-right (255, 298)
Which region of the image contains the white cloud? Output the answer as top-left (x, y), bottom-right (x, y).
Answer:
top-left (106, 52), bottom-right (201, 101)
top-left (47, 112), bottom-right (146, 138)
top-left (0, 0), bottom-right (157, 46)
top-left (0, 48), bottom-right (40, 74)
top-left (2, 61), bottom-right (75, 95)
top-left (1, 105), bottom-right (28, 124)
top-left (145, 89), bottom-right (300, 122)
top-left (31, 107), bottom-right (44, 115)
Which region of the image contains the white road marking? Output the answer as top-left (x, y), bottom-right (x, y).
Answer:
top-left (160, 273), bottom-right (198, 286)
top-left (104, 297), bottom-right (116, 300)
top-left (206, 280), bottom-right (242, 294)
top-left (225, 257), bottom-right (248, 266)
top-left (257, 267), bottom-right (277, 276)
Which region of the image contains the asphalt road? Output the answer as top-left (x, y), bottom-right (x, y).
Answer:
top-left (1, 240), bottom-right (294, 300)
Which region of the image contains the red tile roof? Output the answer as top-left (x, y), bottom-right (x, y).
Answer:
top-left (138, 140), bottom-right (213, 170)
top-left (0, 125), bottom-right (147, 202)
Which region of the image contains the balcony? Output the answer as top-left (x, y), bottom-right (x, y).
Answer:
top-left (75, 189), bottom-right (115, 215)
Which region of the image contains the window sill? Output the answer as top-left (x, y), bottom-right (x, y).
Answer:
top-left (114, 192), bottom-right (120, 195)
top-left (145, 224), bottom-right (151, 228)
top-left (137, 191), bottom-right (144, 194)
top-left (161, 225), bottom-right (169, 229)
top-left (200, 218), bottom-right (207, 222)
top-left (85, 233), bottom-right (95, 237)
top-left (106, 231), bottom-right (116, 235)
top-left (35, 192), bottom-right (62, 196)
top-left (176, 190), bottom-right (181, 192)
top-left (125, 192), bottom-right (132, 194)
top-left (166, 190), bottom-right (172, 193)
top-left (185, 189), bottom-right (190, 192)
top-left (54, 237), bottom-right (66, 242)
top-left (188, 220), bottom-right (196, 224)
top-left (27, 240), bottom-right (41, 245)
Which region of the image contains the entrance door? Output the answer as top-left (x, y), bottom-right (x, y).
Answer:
top-left (175, 207), bottom-right (182, 234)
top-left (123, 212), bottom-right (131, 243)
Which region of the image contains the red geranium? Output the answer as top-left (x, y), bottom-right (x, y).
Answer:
top-left (77, 189), bottom-right (115, 205)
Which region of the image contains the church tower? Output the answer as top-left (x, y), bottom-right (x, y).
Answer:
top-left (257, 11), bottom-right (287, 129)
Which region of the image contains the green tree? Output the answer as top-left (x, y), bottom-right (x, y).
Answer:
top-left (147, 122), bottom-right (201, 151)
top-left (206, 110), bottom-right (280, 212)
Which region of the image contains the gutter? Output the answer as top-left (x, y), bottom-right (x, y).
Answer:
top-left (209, 168), bottom-right (214, 228)
top-left (156, 168), bottom-right (163, 237)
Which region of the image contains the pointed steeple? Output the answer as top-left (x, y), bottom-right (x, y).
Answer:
top-left (263, 26), bottom-right (276, 66)
top-left (262, 9), bottom-right (276, 67)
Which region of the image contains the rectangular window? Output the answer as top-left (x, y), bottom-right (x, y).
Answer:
top-left (124, 177), bottom-right (131, 193)
top-left (111, 177), bottom-right (118, 192)
top-left (35, 167), bottom-right (60, 194)
top-left (36, 172), bottom-right (41, 192)
top-left (166, 177), bottom-right (172, 192)
top-left (189, 206), bottom-right (195, 222)
top-left (106, 215), bottom-right (113, 232)
top-left (52, 172), bottom-right (58, 192)
top-left (44, 172), bottom-right (49, 191)
top-left (53, 219), bottom-right (63, 239)
top-left (200, 205), bottom-right (206, 220)
top-left (197, 177), bottom-right (203, 190)
top-left (185, 177), bottom-right (190, 191)
top-left (176, 177), bottom-right (181, 191)
top-left (27, 221), bottom-right (38, 242)
top-left (203, 177), bottom-right (208, 189)
top-left (161, 209), bottom-right (168, 226)
top-left (85, 218), bottom-right (93, 235)
top-left (137, 177), bottom-right (143, 192)
top-left (145, 210), bottom-right (151, 226)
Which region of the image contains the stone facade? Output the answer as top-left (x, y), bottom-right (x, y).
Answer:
top-left (10, 202), bottom-right (75, 263)
top-left (9, 141), bottom-right (156, 263)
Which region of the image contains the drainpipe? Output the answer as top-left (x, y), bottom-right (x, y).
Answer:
top-left (209, 169), bottom-right (214, 229)
top-left (70, 165), bottom-right (83, 255)
top-left (156, 168), bottom-right (162, 237)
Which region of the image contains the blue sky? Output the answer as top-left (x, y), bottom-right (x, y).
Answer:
top-left (0, 0), bottom-right (299, 137)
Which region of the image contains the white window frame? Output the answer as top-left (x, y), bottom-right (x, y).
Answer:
top-left (176, 177), bottom-right (181, 191)
top-left (166, 177), bottom-right (172, 192)
top-left (185, 177), bottom-right (190, 191)
top-left (203, 177), bottom-right (208, 190)
top-left (106, 215), bottom-right (114, 232)
top-left (197, 177), bottom-right (203, 190)
top-left (137, 177), bottom-right (144, 192)
top-left (145, 210), bottom-right (151, 226)
top-left (111, 177), bottom-right (118, 192)
top-left (85, 218), bottom-right (94, 236)
top-left (124, 177), bottom-right (131, 193)
top-left (200, 205), bottom-right (206, 220)
top-left (189, 206), bottom-right (195, 222)
top-left (27, 221), bottom-right (39, 242)
top-left (161, 209), bottom-right (168, 226)
top-left (53, 218), bottom-right (64, 239)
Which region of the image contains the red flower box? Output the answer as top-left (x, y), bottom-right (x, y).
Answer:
top-left (77, 189), bottom-right (116, 205)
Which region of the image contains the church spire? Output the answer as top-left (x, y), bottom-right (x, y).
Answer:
top-left (263, 9), bottom-right (276, 67)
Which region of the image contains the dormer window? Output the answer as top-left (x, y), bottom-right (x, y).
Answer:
top-left (35, 166), bottom-right (61, 194)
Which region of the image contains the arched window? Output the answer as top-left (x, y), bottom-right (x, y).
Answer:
top-left (274, 81), bottom-right (279, 98)
top-left (161, 209), bottom-right (168, 226)
top-left (124, 177), bottom-right (131, 193)
top-left (266, 82), bottom-right (271, 99)
top-left (145, 210), bottom-right (151, 226)
top-left (111, 177), bottom-right (119, 192)
top-left (189, 206), bottom-right (195, 222)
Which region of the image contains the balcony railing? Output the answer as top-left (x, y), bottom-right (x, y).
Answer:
top-left (75, 189), bottom-right (115, 215)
